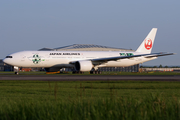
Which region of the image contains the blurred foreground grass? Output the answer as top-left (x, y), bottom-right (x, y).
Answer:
top-left (0, 80), bottom-right (180, 119)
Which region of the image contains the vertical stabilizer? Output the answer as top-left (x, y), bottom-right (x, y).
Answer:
top-left (136, 28), bottom-right (157, 53)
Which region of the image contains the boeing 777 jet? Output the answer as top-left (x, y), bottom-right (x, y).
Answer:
top-left (3, 28), bottom-right (174, 74)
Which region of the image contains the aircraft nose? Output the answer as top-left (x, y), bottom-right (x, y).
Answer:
top-left (3, 55), bottom-right (13, 65)
top-left (3, 58), bottom-right (9, 64)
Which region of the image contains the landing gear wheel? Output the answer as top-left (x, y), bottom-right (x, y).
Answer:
top-left (72, 71), bottom-right (84, 74)
top-left (72, 71), bottom-right (77, 74)
top-left (90, 71), bottom-right (93, 74)
top-left (15, 72), bottom-right (19, 75)
top-left (95, 71), bottom-right (99, 74)
top-left (90, 71), bottom-right (102, 74)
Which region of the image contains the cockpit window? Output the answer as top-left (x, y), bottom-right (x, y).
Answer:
top-left (6, 56), bottom-right (13, 58)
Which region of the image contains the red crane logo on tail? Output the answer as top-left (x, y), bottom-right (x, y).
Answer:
top-left (144, 38), bottom-right (152, 50)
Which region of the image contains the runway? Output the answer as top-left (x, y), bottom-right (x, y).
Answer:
top-left (0, 75), bottom-right (180, 81)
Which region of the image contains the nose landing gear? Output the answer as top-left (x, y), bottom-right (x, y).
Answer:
top-left (14, 66), bottom-right (19, 75)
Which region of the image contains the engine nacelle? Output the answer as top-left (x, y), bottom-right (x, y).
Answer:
top-left (75, 61), bottom-right (93, 72)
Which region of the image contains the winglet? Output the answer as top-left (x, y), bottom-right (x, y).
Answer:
top-left (136, 28), bottom-right (157, 53)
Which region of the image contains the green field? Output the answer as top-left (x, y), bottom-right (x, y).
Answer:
top-left (0, 80), bottom-right (180, 119)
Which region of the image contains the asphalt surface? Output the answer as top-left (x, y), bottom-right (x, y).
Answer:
top-left (0, 75), bottom-right (180, 81)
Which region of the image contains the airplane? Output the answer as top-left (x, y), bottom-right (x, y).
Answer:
top-left (3, 28), bottom-right (175, 74)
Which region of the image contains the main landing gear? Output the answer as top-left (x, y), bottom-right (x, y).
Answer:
top-left (90, 71), bottom-right (102, 74)
top-left (72, 70), bottom-right (102, 74)
top-left (90, 68), bottom-right (102, 74)
top-left (72, 71), bottom-right (84, 74)
top-left (71, 68), bottom-right (102, 74)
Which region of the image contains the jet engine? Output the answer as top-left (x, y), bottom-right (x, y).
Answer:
top-left (74, 61), bottom-right (93, 72)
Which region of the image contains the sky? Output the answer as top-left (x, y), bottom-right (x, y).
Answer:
top-left (0, 0), bottom-right (179, 66)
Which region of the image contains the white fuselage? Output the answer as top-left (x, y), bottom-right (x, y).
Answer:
top-left (3, 51), bottom-right (156, 68)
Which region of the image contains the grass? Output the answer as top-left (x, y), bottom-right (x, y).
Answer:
top-left (0, 80), bottom-right (180, 119)
top-left (0, 80), bottom-right (180, 100)
top-left (0, 95), bottom-right (179, 120)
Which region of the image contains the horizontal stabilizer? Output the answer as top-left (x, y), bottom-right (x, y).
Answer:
top-left (145, 53), bottom-right (175, 58)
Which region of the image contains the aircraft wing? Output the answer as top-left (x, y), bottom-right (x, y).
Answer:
top-left (69, 52), bottom-right (175, 66)
top-left (90, 52), bottom-right (175, 63)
